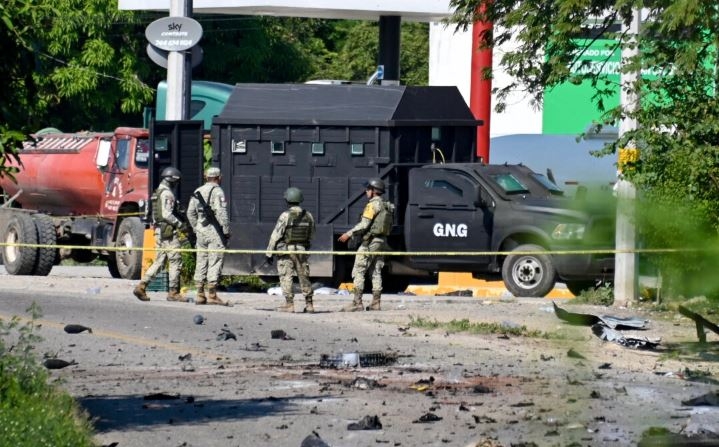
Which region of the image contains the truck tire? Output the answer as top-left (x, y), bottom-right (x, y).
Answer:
top-left (32, 214), bottom-right (57, 276)
top-left (106, 255), bottom-right (122, 278)
top-left (502, 244), bottom-right (556, 298)
top-left (2, 213), bottom-right (38, 275)
top-left (114, 217), bottom-right (144, 280)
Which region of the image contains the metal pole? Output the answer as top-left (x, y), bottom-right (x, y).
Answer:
top-left (165, 0), bottom-right (191, 120)
top-left (614, 9), bottom-right (640, 307)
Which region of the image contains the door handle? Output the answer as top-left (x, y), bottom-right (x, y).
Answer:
top-left (417, 212), bottom-right (434, 218)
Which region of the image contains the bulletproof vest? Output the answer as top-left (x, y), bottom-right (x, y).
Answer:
top-left (284, 208), bottom-right (312, 244)
top-left (369, 200), bottom-right (394, 236)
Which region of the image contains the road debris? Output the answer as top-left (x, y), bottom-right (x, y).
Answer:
top-left (591, 324), bottom-right (660, 349)
top-left (319, 351), bottom-right (397, 368)
top-left (270, 329), bottom-right (295, 340)
top-left (347, 414), bottom-right (383, 430)
top-left (43, 358), bottom-right (77, 369)
top-left (300, 431), bottom-right (331, 447)
top-left (216, 325), bottom-right (237, 341)
top-left (193, 314), bottom-right (205, 325)
top-left (682, 391), bottom-right (719, 406)
top-left (678, 305), bottom-right (719, 343)
top-left (413, 412), bottom-right (442, 423)
top-left (63, 324), bottom-right (92, 334)
top-left (553, 302), bottom-right (647, 329)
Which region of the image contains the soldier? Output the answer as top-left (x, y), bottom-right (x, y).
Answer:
top-left (338, 178), bottom-right (394, 311)
top-left (187, 166), bottom-right (232, 306)
top-left (133, 166), bottom-right (188, 302)
top-left (266, 187), bottom-right (315, 313)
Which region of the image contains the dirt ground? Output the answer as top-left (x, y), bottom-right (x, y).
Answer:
top-left (2, 267), bottom-right (719, 446)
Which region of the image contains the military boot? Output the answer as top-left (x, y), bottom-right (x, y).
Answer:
top-left (341, 290), bottom-right (364, 312)
top-left (206, 283), bottom-right (231, 306)
top-left (277, 297), bottom-right (294, 313)
top-left (303, 295), bottom-right (314, 314)
top-left (166, 287), bottom-right (188, 302)
top-left (195, 282), bottom-right (207, 305)
top-left (367, 292), bottom-right (381, 311)
top-left (133, 281), bottom-right (149, 302)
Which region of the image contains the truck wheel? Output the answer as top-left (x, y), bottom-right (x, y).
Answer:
top-left (2, 213), bottom-right (38, 275)
top-left (107, 256), bottom-right (122, 278)
top-left (502, 244), bottom-right (556, 297)
top-left (32, 214), bottom-right (57, 276)
top-left (114, 217), bottom-right (144, 280)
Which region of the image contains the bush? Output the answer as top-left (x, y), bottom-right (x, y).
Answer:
top-left (0, 304), bottom-right (96, 447)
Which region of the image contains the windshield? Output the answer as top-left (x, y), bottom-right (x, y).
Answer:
top-left (489, 173), bottom-right (529, 194)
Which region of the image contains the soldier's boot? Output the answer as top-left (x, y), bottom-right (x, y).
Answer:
top-left (367, 292), bottom-right (381, 311)
top-left (166, 287), bottom-right (188, 302)
top-left (195, 283), bottom-right (207, 305)
top-left (303, 295), bottom-right (314, 314)
top-left (206, 283), bottom-right (230, 306)
top-left (133, 281), bottom-right (149, 302)
top-left (277, 297), bottom-right (294, 313)
top-left (342, 290), bottom-right (364, 312)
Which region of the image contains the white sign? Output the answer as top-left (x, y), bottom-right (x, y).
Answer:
top-left (145, 16), bottom-right (203, 52)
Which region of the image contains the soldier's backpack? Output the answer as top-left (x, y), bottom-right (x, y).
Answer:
top-left (284, 209), bottom-right (313, 244)
top-left (369, 200), bottom-right (395, 237)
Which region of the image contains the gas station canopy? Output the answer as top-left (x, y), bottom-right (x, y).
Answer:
top-left (117, 0), bottom-right (453, 22)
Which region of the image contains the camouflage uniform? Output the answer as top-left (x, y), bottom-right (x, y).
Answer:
top-left (187, 173), bottom-right (231, 306)
top-left (345, 196), bottom-right (388, 309)
top-left (267, 205), bottom-right (315, 312)
top-left (134, 181), bottom-right (185, 301)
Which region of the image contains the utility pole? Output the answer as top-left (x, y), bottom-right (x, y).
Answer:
top-left (165, 0), bottom-right (192, 120)
top-left (614, 9), bottom-right (640, 307)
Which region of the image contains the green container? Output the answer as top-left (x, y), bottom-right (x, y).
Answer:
top-left (147, 270), bottom-right (169, 292)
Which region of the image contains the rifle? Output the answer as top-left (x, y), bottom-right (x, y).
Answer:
top-left (193, 188), bottom-right (228, 245)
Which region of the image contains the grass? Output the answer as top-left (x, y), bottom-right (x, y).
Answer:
top-left (407, 315), bottom-right (564, 339)
top-left (0, 304), bottom-right (96, 447)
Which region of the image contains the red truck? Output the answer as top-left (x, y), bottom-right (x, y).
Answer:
top-left (0, 127), bottom-right (150, 278)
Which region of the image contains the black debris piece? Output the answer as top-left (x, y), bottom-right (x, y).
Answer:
top-left (437, 289), bottom-right (473, 297)
top-left (243, 342), bottom-right (266, 351)
top-left (472, 415), bottom-right (497, 423)
top-left (598, 363), bottom-right (612, 369)
top-left (414, 376), bottom-right (435, 385)
top-left (347, 415), bottom-right (383, 430)
top-left (472, 385), bottom-right (493, 394)
top-left (178, 353), bottom-right (192, 361)
top-left (143, 393), bottom-right (180, 400)
top-left (553, 302), bottom-right (648, 329)
top-left (300, 431), bottom-right (332, 447)
top-left (413, 412), bottom-right (443, 423)
top-left (347, 377), bottom-right (385, 390)
top-left (682, 392), bottom-right (719, 407)
top-left (319, 351), bottom-right (397, 368)
top-left (193, 314), bottom-right (205, 325)
top-left (217, 326), bottom-right (237, 341)
top-left (271, 329), bottom-right (295, 340)
top-left (591, 324), bottom-right (660, 350)
top-left (43, 358), bottom-right (77, 369)
top-left (63, 324), bottom-right (92, 334)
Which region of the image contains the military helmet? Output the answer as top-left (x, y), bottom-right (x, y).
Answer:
top-left (284, 187), bottom-right (304, 204)
top-left (161, 166), bottom-right (181, 182)
top-left (205, 166), bottom-right (221, 178)
top-left (366, 178), bottom-right (385, 193)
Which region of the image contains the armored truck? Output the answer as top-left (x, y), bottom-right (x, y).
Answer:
top-left (211, 83), bottom-right (615, 297)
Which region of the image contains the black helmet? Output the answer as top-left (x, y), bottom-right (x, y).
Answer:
top-left (161, 166), bottom-right (181, 183)
top-left (366, 178), bottom-right (385, 193)
top-left (284, 187), bottom-right (303, 204)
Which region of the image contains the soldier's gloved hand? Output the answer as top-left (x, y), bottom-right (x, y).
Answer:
top-left (178, 221), bottom-right (190, 233)
top-left (265, 254), bottom-right (274, 265)
top-left (224, 232), bottom-right (231, 240)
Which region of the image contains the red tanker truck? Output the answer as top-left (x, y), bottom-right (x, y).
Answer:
top-left (0, 127), bottom-right (151, 279)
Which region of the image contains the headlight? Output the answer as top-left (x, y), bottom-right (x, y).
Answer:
top-left (552, 223), bottom-right (586, 240)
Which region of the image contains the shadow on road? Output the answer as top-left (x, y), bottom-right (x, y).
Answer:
top-left (79, 393), bottom-right (333, 431)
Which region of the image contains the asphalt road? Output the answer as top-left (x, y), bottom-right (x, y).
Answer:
top-left (1, 266), bottom-right (718, 447)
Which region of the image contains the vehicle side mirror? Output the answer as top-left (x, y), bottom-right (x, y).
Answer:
top-left (96, 139), bottom-right (111, 170)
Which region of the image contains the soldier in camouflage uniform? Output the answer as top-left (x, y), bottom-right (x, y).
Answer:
top-left (133, 166), bottom-right (188, 302)
top-left (266, 187), bottom-right (316, 313)
top-left (338, 178), bottom-right (393, 311)
top-left (187, 166), bottom-right (231, 306)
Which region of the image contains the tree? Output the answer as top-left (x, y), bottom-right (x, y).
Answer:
top-left (448, 0), bottom-right (719, 297)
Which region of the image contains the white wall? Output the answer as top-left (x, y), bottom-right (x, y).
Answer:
top-left (429, 23), bottom-right (542, 137)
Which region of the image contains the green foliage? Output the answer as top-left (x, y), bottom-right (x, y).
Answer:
top-left (448, 0), bottom-right (719, 299)
top-left (572, 284), bottom-right (615, 306)
top-left (407, 315), bottom-right (560, 339)
top-left (0, 304), bottom-right (95, 447)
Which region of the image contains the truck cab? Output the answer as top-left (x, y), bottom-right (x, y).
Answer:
top-left (406, 163), bottom-right (615, 296)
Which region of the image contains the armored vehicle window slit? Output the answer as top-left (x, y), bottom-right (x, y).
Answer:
top-left (423, 179), bottom-right (463, 197)
top-left (490, 174), bottom-right (529, 194)
top-left (271, 141), bottom-right (285, 154)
